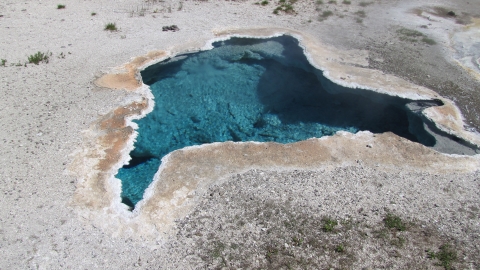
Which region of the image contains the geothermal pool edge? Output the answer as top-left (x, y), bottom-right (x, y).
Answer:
top-left (68, 28), bottom-right (480, 240)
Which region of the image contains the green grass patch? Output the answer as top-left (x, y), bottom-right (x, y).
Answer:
top-left (273, 0), bottom-right (296, 14)
top-left (260, 0), bottom-right (269, 5)
top-left (321, 10), bottom-right (333, 18)
top-left (104, 23), bottom-right (118, 31)
top-left (396, 27), bottom-right (436, 45)
top-left (397, 28), bottom-right (424, 37)
top-left (384, 213), bottom-right (406, 231)
top-left (57, 4), bottom-right (65, 9)
top-left (328, 0), bottom-right (337, 3)
top-left (1, 59), bottom-right (6, 67)
top-left (91, 12), bottom-right (97, 16)
top-left (359, 1), bottom-right (372, 7)
top-left (335, 244), bottom-right (345, 252)
top-left (427, 244), bottom-right (458, 270)
top-left (28, 51), bottom-right (50, 65)
top-left (322, 217), bottom-right (338, 232)
top-left (422, 37), bottom-right (437, 45)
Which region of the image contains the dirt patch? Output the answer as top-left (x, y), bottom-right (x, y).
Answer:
top-left (173, 169), bottom-right (480, 269)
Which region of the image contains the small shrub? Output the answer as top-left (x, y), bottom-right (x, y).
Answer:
top-left (397, 28), bottom-right (424, 37)
top-left (292, 236), bottom-right (303, 246)
top-left (384, 213), bottom-right (406, 231)
top-left (1, 59), bottom-right (6, 67)
top-left (328, 0), bottom-right (337, 3)
top-left (57, 4), bottom-right (65, 9)
top-left (335, 244), bottom-right (345, 252)
top-left (316, 0), bottom-right (324, 4)
top-left (28, 51), bottom-right (50, 65)
top-left (260, 0), bottom-right (269, 5)
top-left (91, 12), bottom-right (97, 16)
top-left (355, 10), bottom-right (366, 17)
top-left (284, 4), bottom-right (294, 12)
top-left (422, 37), bottom-right (437, 45)
top-left (104, 23), bottom-right (117, 31)
top-left (427, 244), bottom-right (458, 270)
top-left (359, 1), bottom-right (372, 7)
top-left (342, 0), bottom-right (351, 4)
top-left (273, 0), bottom-right (296, 14)
top-left (322, 217), bottom-right (338, 232)
top-left (321, 10), bottom-right (333, 17)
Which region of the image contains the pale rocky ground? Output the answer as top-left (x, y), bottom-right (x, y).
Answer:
top-left (0, 0), bottom-right (479, 269)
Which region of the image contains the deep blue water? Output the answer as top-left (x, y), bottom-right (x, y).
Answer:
top-left (116, 36), bottom-right (474, 208)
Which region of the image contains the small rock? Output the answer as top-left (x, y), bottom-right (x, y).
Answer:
top-left (162, 25), bottom-right (180, 32)
top-left (366, 144), bottom-right (372, 148)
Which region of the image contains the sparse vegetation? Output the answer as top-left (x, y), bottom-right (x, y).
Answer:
top-left (316, 0), bottom-right (324, 4)
top-left (335, 244), bottom-right (345, 252)
top-left (384, 213), bottom-right (406, 231)
top-left (273, 0), bottom-right (296, 14)
top-left (322, 217), bottom-right (338, 232)
top-left (172, 169), bottom-right (476, 269)
top-left (129, 4), bottom-right (148, 17)
top-left (57, 4), bottom-right (66, 9)
top-left (328, 0), bottom-right (337, 3)
top-left (1, 59), bottom-right (6, 67)
top-left (355, 10), bottom-right (366, 18)
top-left (396, 28), bottom-right (436, 45)
top-left (28, 51), bottom-right (50, 65)
top-left (422, 37), bottom-right (437, 45)
top-left (321, 10), bottom-right (333, 17)
top-left (104, 23), bottom-right (117, 31)
top-left (342, 0), bottom-right (351, 4)
top-left (427, 244), bottom-right (458, 270)
top-left (260, 0), bottom-right (269, 6)
top-left (91, 12), bottom-right (97, 16)
top-left (397, 28), bottom-right (424, 37)
top-left (318, 10), bottom-right (333, 21)
top-left (359, 1), bottom-right (372, 7)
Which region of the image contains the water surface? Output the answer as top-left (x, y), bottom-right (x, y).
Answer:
top-left (117, 36), bottom-right (477, 208)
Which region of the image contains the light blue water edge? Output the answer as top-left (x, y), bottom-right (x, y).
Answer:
top-left (116, 35), bottom-right (479, 209)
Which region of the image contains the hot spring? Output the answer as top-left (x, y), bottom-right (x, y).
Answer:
top-left (116, 35), bottom-right (479, 208)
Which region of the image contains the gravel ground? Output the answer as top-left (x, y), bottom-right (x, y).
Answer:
top-left (0, 0), bottom-right (479, 269)
top-left (172, 168), bottom-right (480, 269)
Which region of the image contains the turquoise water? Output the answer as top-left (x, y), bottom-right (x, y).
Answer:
top-left (116, 36), bottom-right (448, 208)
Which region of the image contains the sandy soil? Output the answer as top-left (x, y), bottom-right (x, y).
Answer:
top-left (0, 0), bottom-right (479, 269)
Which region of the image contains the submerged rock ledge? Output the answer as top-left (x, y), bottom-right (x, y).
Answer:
top-left (69, 28), bottom-right (480, 239)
